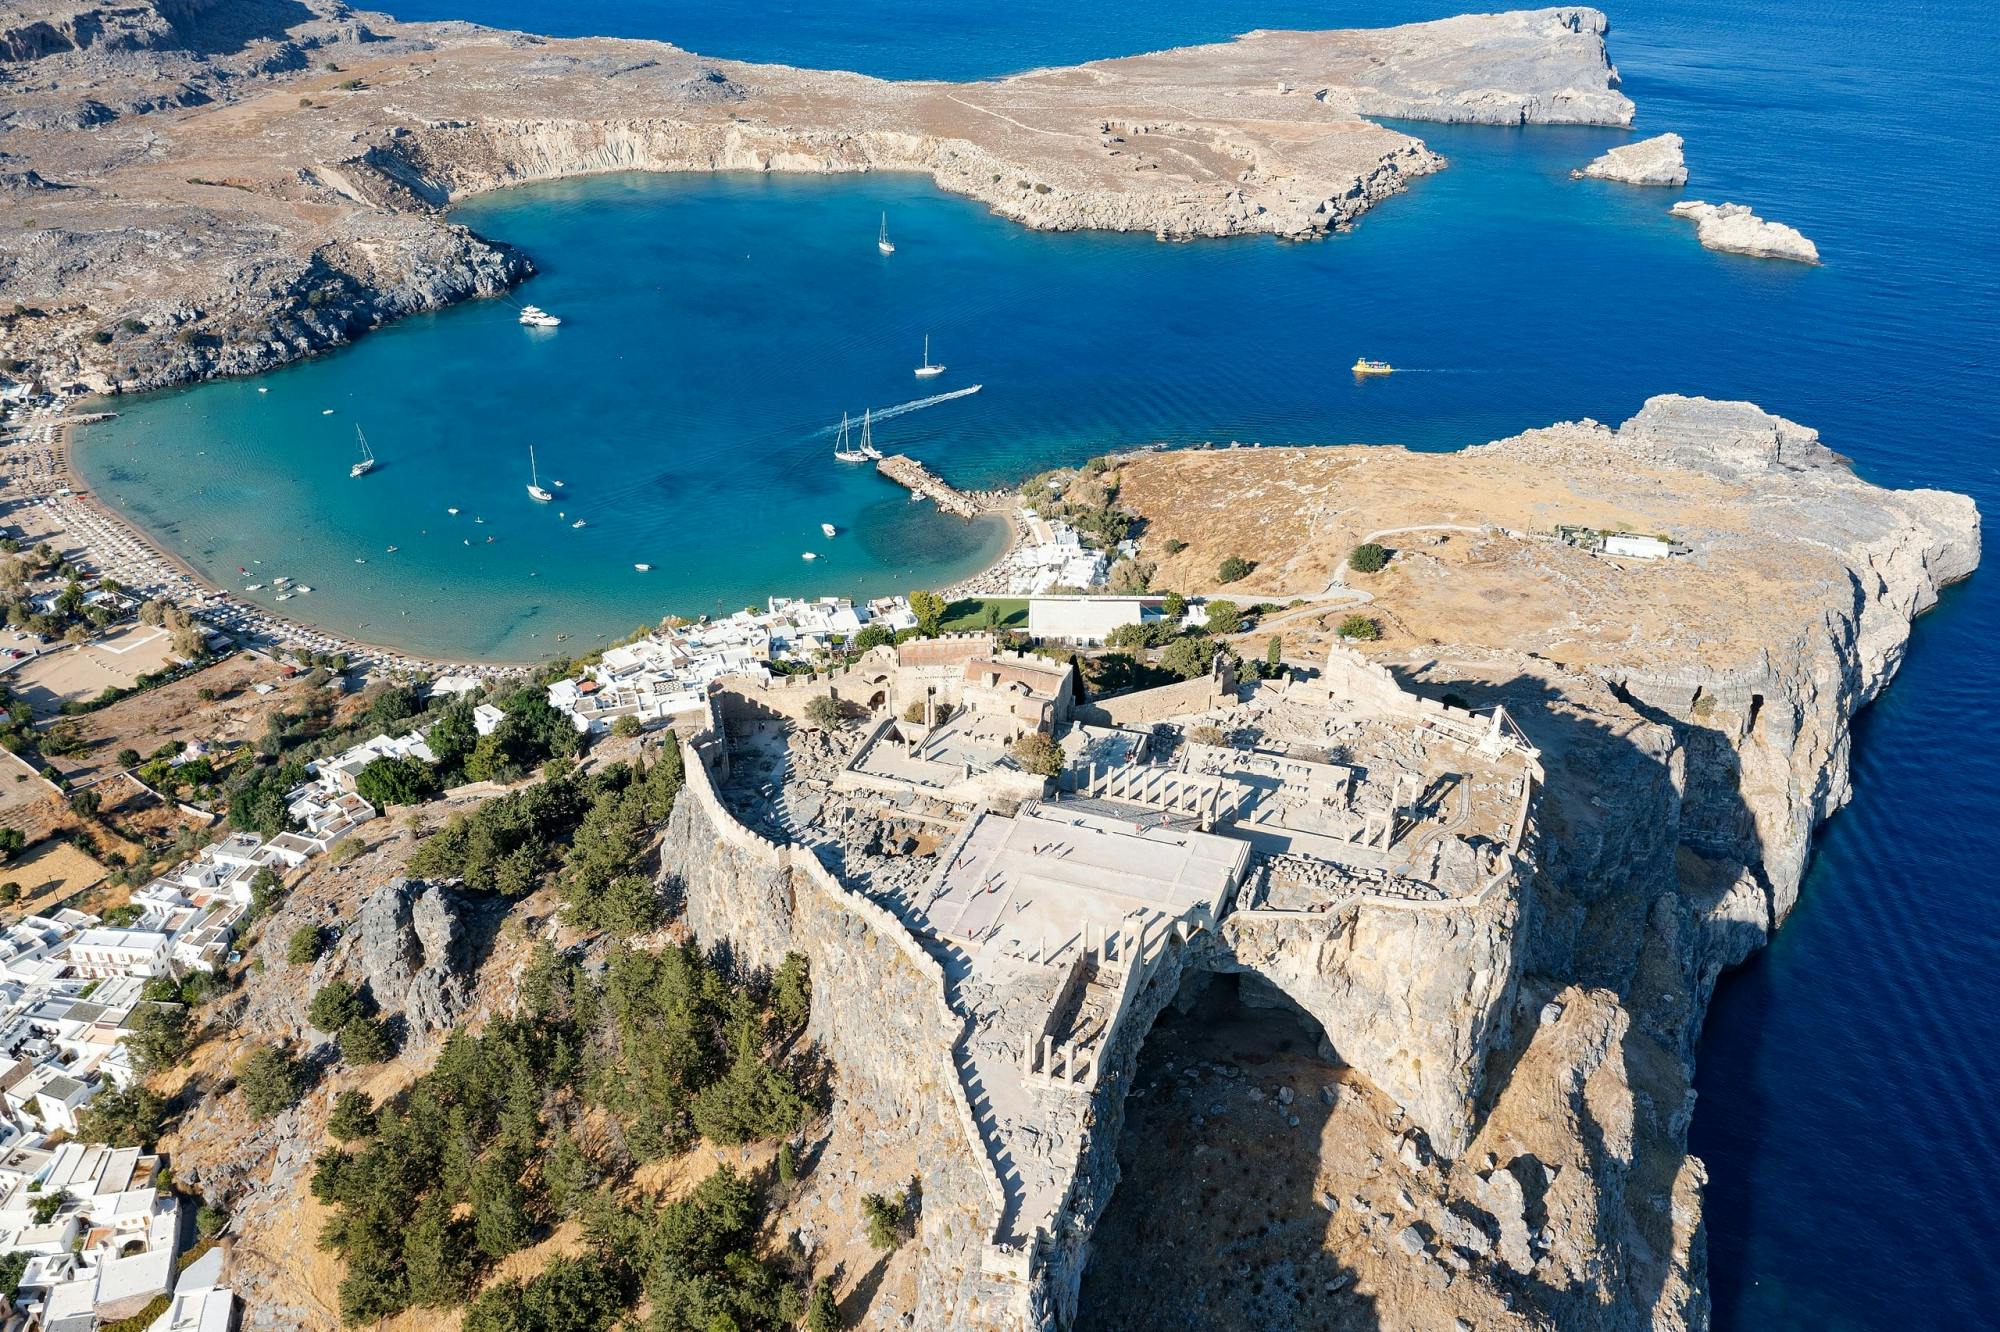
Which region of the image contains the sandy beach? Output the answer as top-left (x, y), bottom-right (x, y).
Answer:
top-left (1, 400), bottom-right (518, 680)
top-left (6, 399), bottom-right (1046, 674)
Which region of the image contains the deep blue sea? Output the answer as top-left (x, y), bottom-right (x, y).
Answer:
top-left (73, 4), bottom-right (1999, 1325)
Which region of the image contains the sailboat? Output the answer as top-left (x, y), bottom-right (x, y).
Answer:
top-left (833, 412), bottom-right (869, 463)
top-left (349, 426), bottom-right (376, 478)
top-left (526, 445), bottom-right (553, 502)
top-left (859, 408), bottom-right (883, 460)
top-left (877, 213), bottom-right (895, 255)
top-left (913, 335), bottom-right (945, 378)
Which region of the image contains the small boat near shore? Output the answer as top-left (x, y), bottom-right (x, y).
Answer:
top-left (821, 523), bottom-right (838, 538)
top-left (802, 551), bottom-right (818, 561)
top-left (572, 519), bottom-right (587, 529)
top-left (519, 304), bottom-right (561, 328)
top-left (877, 213), bottom-right (895, 255)
top-left (634, 563), bottom-right (653, 572)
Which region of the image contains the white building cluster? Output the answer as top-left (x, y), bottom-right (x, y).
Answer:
top-left (0, 1139), bottom-right (231, 1330)
top-left (1002, 520), bottom-right (1111, 594)
top-left (0, 917), bottom-right (235, 1324)
top-left (549, 596), bottom-right (919, 735)
top-left (0, 724), bottom-right (446, 1151)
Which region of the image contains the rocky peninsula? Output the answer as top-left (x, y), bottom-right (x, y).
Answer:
top-left (0, 1), bottom-right (1632, 393)
top-left (1670, 199), bottom-right (1820, 262)
top-left (1574, 130), bottom-right (1688, 184)
top-left (641, 395), bottom-right (1976, 1330)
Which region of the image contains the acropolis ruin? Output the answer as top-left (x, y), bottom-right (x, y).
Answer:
top-left (664, 634), bottom-right (1544, 1326)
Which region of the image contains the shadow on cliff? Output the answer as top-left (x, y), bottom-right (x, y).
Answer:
top-left (163, 0), bottom-right (322, 56)
top-left (1074, 972), bottom-right (1379, 1332)
top-left (1396, 662), bottom-right (1774, 1328)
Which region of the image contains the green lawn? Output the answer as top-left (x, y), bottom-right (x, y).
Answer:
top-left (940, 597), bottom-right (1028, 632)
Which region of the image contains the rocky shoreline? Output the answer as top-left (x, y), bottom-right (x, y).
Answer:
top-left (0, 3), bottom-right (1631, 395)
top-left (1670, 199), bottom-right (1820, 262)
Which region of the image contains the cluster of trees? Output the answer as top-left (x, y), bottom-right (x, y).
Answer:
top-left (462, 1164), bottom-right (804, 1332)
top-left (1019, 459), bottom-right (1133, 550)
top-left (0, 548), bottom-right (126, 645)
top-left (308, 981), bottom-right (394, 1067)
top-left (406, 776), bottom-right (587, 896)
top-left (408, 749), bottom-right (683, 920)
top-left (312, 941), bottom-right (818, 1327)
top-left (353, 687), bottom-right (580, 808)
top-left (225, 682), bottom-right (583, 840)
top-left (559, 747), bottom-right (683, 932)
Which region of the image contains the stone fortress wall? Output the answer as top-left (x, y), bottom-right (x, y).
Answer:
top-left (666, 728), bottom-right (1044, 1329)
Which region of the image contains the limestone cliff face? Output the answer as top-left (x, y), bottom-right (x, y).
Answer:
top-left (1435, 400), bottom-right (1981, 1331)
top-left (1214, 888), bottom-right (1522, 1159)
top-left (384, 116), bottom-right (1443, 245)
top-left (1591, 397), bottom-right (1979, 971)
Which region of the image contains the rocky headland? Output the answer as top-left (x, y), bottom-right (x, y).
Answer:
top-left (0, 2), bottom-right (1632, 392)
top-left (1574, 130), bottom-right (1688, 185)
top-left (648, 395), bottom-right (1977, 1329)
top-left (1669, 199), bottom-right (1819, 262)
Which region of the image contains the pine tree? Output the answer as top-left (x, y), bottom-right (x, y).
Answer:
top-left (470, 1151), bottom-right (533, 1258)
top-left (402, 1195), bottom-right (478, 1307)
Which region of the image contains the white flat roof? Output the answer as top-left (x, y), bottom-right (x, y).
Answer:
top-left (925, 804), bottom-right (1248, 950)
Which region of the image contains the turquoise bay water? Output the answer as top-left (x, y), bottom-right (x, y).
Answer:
top-left (73, 3), bottom-right (2000, 1326)
top-left (84, 128), bottom-right (1870, 662)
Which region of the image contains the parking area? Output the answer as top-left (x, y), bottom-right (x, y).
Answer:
top-left (5, 623), bottom-right (182, 719)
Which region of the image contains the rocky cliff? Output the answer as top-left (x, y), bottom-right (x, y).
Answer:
top-left (0, 3), bottom-right (1631, 391)
top-left (648, 398), bottom-right (1976, 1332)
top-left (1039, 398), bottom-right (1976, 1329)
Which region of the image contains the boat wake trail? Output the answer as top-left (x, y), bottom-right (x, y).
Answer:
top-left (813, 384), bottom-right (983, 435)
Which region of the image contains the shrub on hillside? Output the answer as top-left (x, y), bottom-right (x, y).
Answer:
top-left (1348, 542), bottom-right (1389, 573)
top-left (1338, 614), bottom-right (1382, 642)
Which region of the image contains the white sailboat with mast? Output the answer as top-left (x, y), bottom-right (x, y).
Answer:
top-left (526, 445), bottom-right (553, 501)
top-left (832, 409), bottom-right (885, 464)
top-left (349, 426), bottom-right (376, 478)
top-left (877, 213), bottom-right (895, 255)
top-left (913, 334), bottom-right (945, 378)
top-left (833, 412), bottom-right (867, 463)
